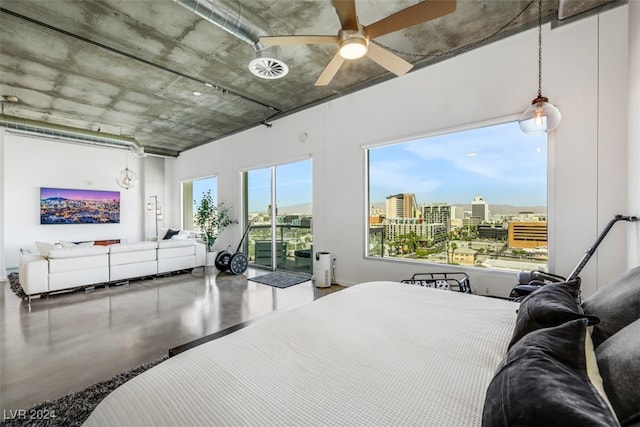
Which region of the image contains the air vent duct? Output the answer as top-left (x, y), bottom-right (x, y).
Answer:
top-left (174, 0), bottom-right (288, 79)
top-left (0, 114), bottom-right (143, 155)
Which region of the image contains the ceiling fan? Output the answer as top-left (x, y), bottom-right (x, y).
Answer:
top-left (259, 0), bottom-right (457, 86)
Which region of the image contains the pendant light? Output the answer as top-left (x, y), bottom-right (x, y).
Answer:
top-left (116, 152), bottom-right (137, 190)
top-left (518, 0), bottom-right (561, 134)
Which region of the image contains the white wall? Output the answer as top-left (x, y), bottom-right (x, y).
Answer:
top-left (1, 132), bottom-right (152, 268)
top-left (175, 5), bottom-right (634, 298)
top-left (143, 156), bottom-right (166, 240)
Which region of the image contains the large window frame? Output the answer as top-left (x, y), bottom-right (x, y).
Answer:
top-left (364, 118), bottom-right (549, 273)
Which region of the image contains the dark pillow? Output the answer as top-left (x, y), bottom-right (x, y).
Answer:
top-left (162, 228), bottom-right (180, 240)
top-left (483, 318), bottom-right (620, 427)
top-left (582, 265), bottom-right (640, 347)
top-left (596, 319), bottom-right (640, 425)
top-left (509, 280), bottom-right (599, 348)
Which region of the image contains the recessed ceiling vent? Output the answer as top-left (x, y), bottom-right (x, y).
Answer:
top-left (249, 57), bottom-right (289, 79)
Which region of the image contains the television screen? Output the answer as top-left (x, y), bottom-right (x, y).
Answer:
top-left (40, 187), bottom-right (120, 224)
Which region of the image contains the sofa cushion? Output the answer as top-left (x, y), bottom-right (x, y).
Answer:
top-left (48, 245), bottom-right (109, 259)
top-left (49, 253), bottom-right (109, 273)
top-left (109, 241), bottom-right (158, 253)
top-left (158, 239), bottom-right (196, 249)
top-left (582, 265), bottom-right (640, 347)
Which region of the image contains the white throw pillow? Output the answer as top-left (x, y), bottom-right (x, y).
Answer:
top-left (59, 240), bottom-right (76, 248)
top-left (35, 241), bottom-right (62, 257)
top-left (172, 230), bottom-right (190, 240)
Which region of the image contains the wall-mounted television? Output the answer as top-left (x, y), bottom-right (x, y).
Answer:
top-left (40, 187), bottom-right (120, 224)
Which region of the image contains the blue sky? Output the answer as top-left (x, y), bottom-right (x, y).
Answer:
top-left (369, 121), bottom-right (547, 206)
top-left (193, 176), bottom-right (217, 207)
top-left (247, 160), bottom-right (312, 213)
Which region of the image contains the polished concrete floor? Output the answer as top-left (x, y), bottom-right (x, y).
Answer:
top-left (0, 267), bottom-right (344, 413)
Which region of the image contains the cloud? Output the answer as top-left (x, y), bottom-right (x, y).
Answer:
top-left (369, 158), bottom-right (443, 200)
top-left (402, 128), bottom-right (546, 182)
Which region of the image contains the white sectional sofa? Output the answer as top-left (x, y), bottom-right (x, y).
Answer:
top-left (19, 238), bottom-right (206, 301)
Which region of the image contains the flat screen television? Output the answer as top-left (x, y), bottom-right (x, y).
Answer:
top-left (40, 187), bottom-right (120, 224)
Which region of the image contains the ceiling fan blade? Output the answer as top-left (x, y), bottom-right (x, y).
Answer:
top-left (260, 35), bottom-right (339, 46)
top-left (315, 53), bottom-right (346, 86)
top-left (366, 43), bottom-right (413, 76)
top-left (365, 0), bottom-right (457, 39)
top-left (332, 0), bottom-right (359, 31)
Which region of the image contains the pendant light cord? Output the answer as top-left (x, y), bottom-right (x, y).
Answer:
top-left (537, 0), bottom-right (543, 98)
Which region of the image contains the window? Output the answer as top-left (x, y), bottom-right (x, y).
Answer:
top-left (367, 120), bottom-right (548, 272)
top-left (182, 176), bottom-right (217, 231)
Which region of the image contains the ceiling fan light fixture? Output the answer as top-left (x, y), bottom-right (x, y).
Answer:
top-left (339, 38), bottom-right (368, 59)
top-left (338, 30), bottom-right (368, 60)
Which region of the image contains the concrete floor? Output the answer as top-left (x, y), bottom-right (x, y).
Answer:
top-left (0, 267), bottom-right (343, 413)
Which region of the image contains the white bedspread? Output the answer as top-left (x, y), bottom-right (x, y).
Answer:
top-left (84, 281), bottom-right (518, 426)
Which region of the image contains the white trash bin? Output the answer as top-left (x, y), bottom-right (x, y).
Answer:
top-left (314, 252), bottom-right (332, 288)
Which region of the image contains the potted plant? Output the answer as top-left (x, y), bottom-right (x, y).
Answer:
top-left (194, 190), bottom-right (237, 263)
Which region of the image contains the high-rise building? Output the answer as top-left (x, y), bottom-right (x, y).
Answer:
top-left (422, 203), bottom-right (451, 231)
top-left (450, 205), bottom-right (462, 220)
top-left (471, 195), bottom-right (489, 222)
top-left (384, 218), bottom-right (447, 245)
top-left (385, 193), bottom-right (419, 218)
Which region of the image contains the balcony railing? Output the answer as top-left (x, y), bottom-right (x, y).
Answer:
top-left (246, 223), bottom-right (313, 274)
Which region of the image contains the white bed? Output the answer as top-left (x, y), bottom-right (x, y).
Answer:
top-left (83, 281), bottom-right (518, 426)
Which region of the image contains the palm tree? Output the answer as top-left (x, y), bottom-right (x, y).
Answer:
top-left (449, 241), bottom-right (458, 264)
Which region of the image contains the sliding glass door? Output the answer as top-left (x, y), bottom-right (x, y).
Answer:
top-left (244, 159), bottom-right (312, 274)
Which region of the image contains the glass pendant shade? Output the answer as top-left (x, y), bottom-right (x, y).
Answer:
top-left (116, 167), bottom-right (137, 190)
top-left (518, 96), bottom-right (562, 134)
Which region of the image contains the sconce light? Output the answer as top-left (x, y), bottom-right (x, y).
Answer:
top-left (519, 0), bottom-right (561, 134)
top-left (147, 196), bottom-right (162, 237)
